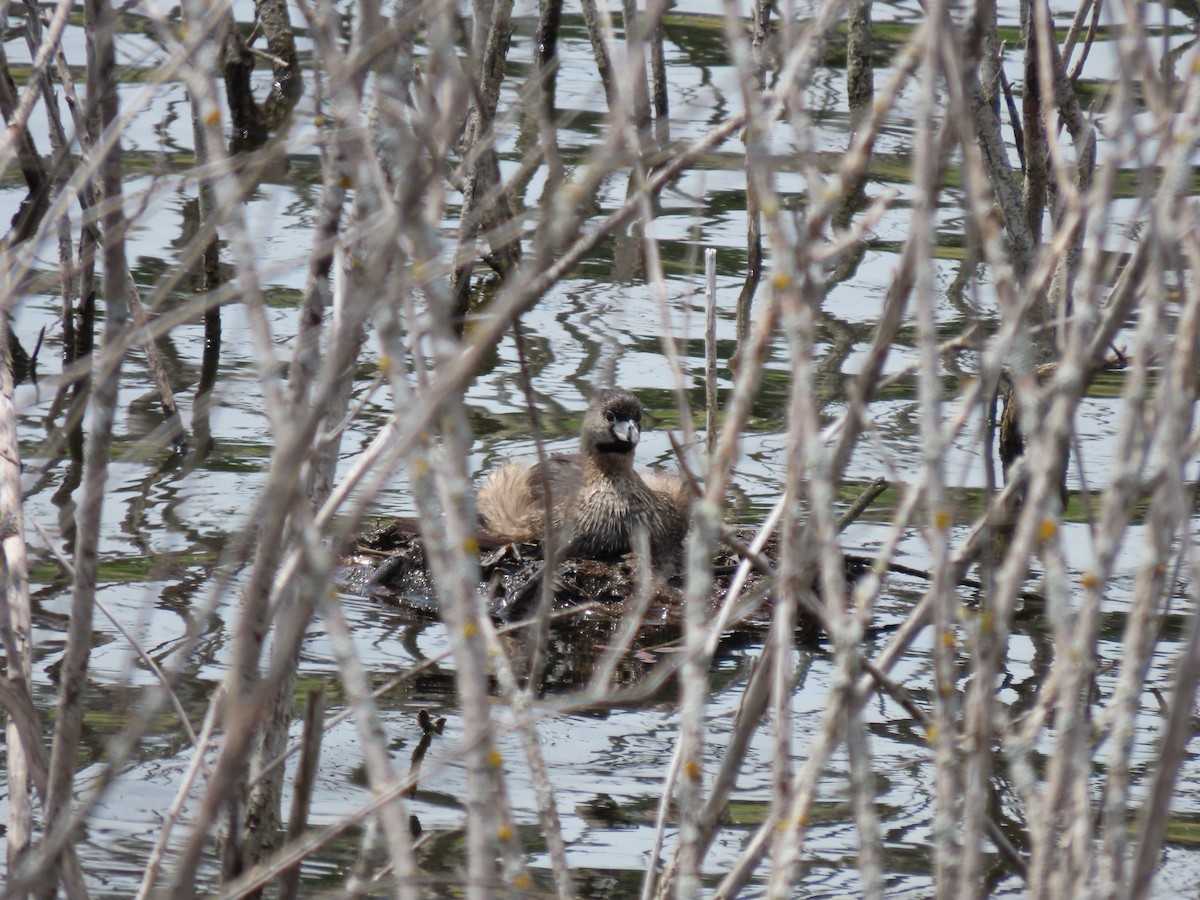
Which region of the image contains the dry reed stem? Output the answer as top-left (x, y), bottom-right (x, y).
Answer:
top-left (479, 611), bottom-right (577, 899)
top-left (37, 4), bottom-right (127, 896)
top-left (0, 0), bottom-right (72, 179)
top-left (0, 312), bottom-right (36, 894)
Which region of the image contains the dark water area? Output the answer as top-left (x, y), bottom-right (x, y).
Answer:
top-left (2, 0), bottom-right (1200, 896)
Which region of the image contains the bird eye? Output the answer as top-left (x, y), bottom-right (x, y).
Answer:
top-left (605, 411), bottom-right (615, 423)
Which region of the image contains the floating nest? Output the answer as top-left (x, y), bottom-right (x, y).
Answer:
top-left (339, 522), bottom-right (898, 693)
top-left (339, 519), bottom-right (865, 639)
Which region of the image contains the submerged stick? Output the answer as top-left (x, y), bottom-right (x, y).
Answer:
top-left (277, 686), bottom-right (326, 900)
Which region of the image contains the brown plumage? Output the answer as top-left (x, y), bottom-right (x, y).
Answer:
top-left (476, 389), bottom-right (690, 563)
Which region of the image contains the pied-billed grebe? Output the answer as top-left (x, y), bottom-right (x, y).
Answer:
top-left (477, 389), bottom-right (690, 562)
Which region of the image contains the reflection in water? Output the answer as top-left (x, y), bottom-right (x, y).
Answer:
top-left (406, 708), bottom-right (445, 800)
